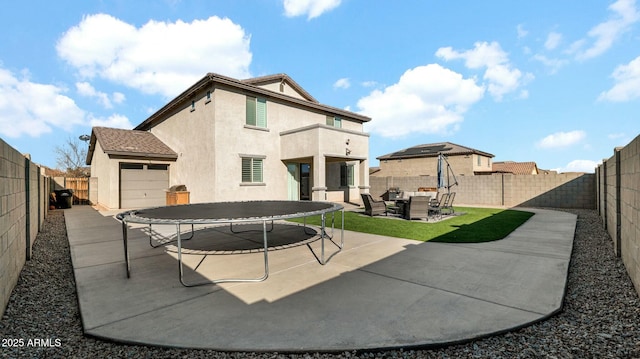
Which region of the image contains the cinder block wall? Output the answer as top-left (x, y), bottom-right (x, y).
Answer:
top-left (0, 138), bottom-right (49, 317)
top-left (598, 134), bottom-right (640, 297)
top-left (370, 172), bottom-right (596, 208)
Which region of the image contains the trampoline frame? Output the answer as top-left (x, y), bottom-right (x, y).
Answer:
top-left (117, 201), bottom-right (344, 287)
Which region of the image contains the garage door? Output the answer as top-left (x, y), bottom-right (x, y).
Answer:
top-left (120, 163), bottom-right (169, 209)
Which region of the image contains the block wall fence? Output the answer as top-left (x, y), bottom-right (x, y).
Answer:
top-left (370, 172), bottom-right (596, 209)
top-left (0, 138), bottom-right (51, 318)
top-left (2, 133), bottom-right (638, 316)
top-left (597, 134), bottom-right (640, 297)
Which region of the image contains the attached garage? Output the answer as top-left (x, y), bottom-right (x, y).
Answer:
top-left (120, 163), bottom-right (170, 209)
top-left (86, 127), bottom-right (178, 210)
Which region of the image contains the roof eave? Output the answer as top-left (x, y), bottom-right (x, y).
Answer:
top-left (136, 73), bottom-right (371, 131)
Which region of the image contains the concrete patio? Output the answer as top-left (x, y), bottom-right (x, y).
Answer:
top-left (64, 206), bottom-right (576, 352)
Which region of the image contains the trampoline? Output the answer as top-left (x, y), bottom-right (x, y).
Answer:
top-left (117, 201), bottom-right (344, 287)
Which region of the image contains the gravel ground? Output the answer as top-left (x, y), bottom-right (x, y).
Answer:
top-left (1, 208), bottom-right (639, 358)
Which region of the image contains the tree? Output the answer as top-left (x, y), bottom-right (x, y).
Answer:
top-left (55, 137), bottom-right (89, 177)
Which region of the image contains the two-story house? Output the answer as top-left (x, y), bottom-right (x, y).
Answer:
top-left (86, 73), bottom-right (371, 209)
top-left (371, 142), bottom-right (494, 177)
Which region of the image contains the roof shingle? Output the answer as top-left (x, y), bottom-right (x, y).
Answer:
top-left (86, 127), bottom-right (177, 164)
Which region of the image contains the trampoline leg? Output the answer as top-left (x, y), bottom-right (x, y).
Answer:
top-left (321, 213), bottom-right (326, 263)
top-left (122, 220), bottom-right (130, 278)
top-left (178, 221), bottom-right (269, 287)
top-left (315, 209), bottom-right (344, 265)
top-left (150, 223), bottom-right (194, 248)
top-left (261, 220), bottom-right (270, 281)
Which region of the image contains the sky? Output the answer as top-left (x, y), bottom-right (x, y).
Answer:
top-left (1, 0), bottom-right (639, 173)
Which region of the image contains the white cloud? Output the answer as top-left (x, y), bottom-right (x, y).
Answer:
top-left (357, 64), bottom-right (484, 138)
top-left (283, 0), bottom-right (341, 19)
top-left (569, 0), bottom-right (640, 60)
top-left (0, 67), bottom-right (85, 138)
top-left (76, 81), bottom-right (113, 108)
top-left (57, 14), bottom-right (252, 98)
top-left (333, 77), bottom-right (350, 89)
top-left (112, 92), bottom-right (126, 104)
top-left (532, 54), bottom-right (569, 74)
top-left (361, 80), bottom-right (378, 88)
top-left (545, 32), bottom-right (562, 50)
top-left (536, 130), bottom-right (586, 149)
top-left (554, 159), bottom-right (599, 173)
top-left (598, 55), bottom-right (640, 102)
top-left (89, 114), bottom-right (133, 129)
top-left (436, 41), bottom-right (532, 101)
top-left (608, 132), bottom-right (626, 139)
top-left (517, 24), bottom-right (528, 39)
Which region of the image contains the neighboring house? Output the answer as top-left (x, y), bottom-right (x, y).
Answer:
top-left (87, 73), bottom-right (371, 209)
top-left (492, 161), bottom-right (540, 175)
top-left (372, 142), bottom-right (494, 177)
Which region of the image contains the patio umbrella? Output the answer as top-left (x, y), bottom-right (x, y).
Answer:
top-left (437, 153), bottom-right (458, 194)
top-left (437, 153), bottom-right (446, 190)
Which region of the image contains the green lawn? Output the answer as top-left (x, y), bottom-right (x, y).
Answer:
top-left (291, 207), bottom-right (534, 243)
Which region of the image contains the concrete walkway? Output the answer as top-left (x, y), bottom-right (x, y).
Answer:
top-left (65, 206), bottom-right (576, 352)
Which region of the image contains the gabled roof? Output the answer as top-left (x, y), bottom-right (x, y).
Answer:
top-left (86, 127), bottom-right (178, 165)
top-left (492, 161), bottom-right (539, 175)
top-left (135, 72), bottom-right (370, 131)
top-left (242, 73), bottom-right (318, 103)
top-left (377, 142), bottom-right (494, 160)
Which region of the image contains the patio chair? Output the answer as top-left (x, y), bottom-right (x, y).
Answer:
top-left (404, 195), bottom-right (430, 220)
top-left (428, 193), bottom-right (449, 221)
top-left (361, 193), bottom-right (388, 216)
top-left (442, 192), bottom-right (456, 215)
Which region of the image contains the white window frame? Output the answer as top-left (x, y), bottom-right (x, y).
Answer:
top-left (241, 156), bottom-right (265, 184)
top-left (246, 96), bottom-right (267, 128)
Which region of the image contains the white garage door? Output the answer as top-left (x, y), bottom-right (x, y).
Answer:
top-left (120, 163), bottom-right (169, 209)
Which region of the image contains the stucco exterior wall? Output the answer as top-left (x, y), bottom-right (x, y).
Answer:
top-left (374, 153), bottom-right (492, 178)
top-left (145, 82), bottom-right (369, 204)
top-left (149, 88), bottom-right (216, 203)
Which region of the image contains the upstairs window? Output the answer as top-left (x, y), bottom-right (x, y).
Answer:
top-left (246, 96), bottom-right (267, 128)
top-left (326, 116), bottom-right (342, 128)
top-left (242, 157), bottom-right (263, 183)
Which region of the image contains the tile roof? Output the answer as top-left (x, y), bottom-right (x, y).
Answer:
top-left (377, 142), bottom-right (494, 160)
top-left (86, 127), bottom-right (178, 164)
top-left (492, 161), bottom-right (539, 175)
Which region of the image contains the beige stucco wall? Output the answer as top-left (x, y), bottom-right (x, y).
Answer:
top-left (374, 153), bottom-right (492, 177)
top-left (146, 83), bottom-right (369, 204)
top-left (90, 140), bottom-right (119, 209)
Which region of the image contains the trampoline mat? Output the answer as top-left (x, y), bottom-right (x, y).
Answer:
top-left (133, 201), bottom-right (339, 221)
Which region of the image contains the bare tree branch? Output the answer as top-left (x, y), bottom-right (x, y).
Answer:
top-left (55, 137), bottom-right (89, 177)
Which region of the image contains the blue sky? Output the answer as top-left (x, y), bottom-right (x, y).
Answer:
top-left (1, 0), bottom-right (639, 172)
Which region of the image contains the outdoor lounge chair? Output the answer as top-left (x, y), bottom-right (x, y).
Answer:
top-left (442, 192), bottom-right (456, 215)
top-left (404, 195), bottom-right (430, 220)
top-left (428, 193), bottom-right (449, 221)
top-left (361, 193), bottom-right (388, 216)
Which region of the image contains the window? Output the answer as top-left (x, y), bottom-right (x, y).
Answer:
top-left (242, 158), bottom-right (263, 183)
top-left (246, 96), bottom-right (267, 128)
top-left (477, 155), bottom-right (481, 166)
top-left (340, 164), bottom-right (354, 187)
top-left (205, 90), bottom-right (212, 104)
top-left (326, 115), bottom-right (342, 128)
top-left (190, 100), bottom-right (195, 112)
